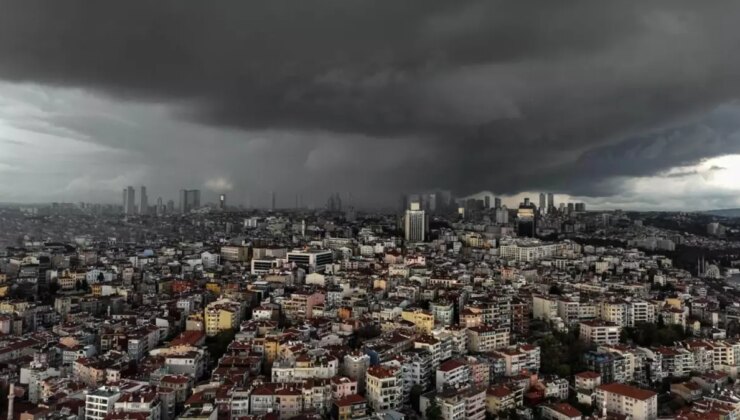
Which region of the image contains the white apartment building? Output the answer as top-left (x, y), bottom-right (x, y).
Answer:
top-left (467, 325), bottom-right (510, 353)
top-left (499, 241), bottom-right (559, 263)
top-left (595, 383), bottom-right (657, 420)
top-left (85, 386), bottom-right (121, 420)
top-left (580, 321), bottom-right (621, 346)
top-left (366, 365), bottom-right (403, 412)
top-left (434, 386), bottom-right (486, 420)
top-left (626, 300), bottom-right (656, 327)
top-left (495, 345), bottom-right (541, 377)
top-left (436, 359), bottom-right (471, 391)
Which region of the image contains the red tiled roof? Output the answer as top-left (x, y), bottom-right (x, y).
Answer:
top-left (548, 403), bottom-right (582, 418)
top-left (438, 359), bottom-right (466, 372)
top-left (367, 365), bottom-right (397, 379)
top-left (487, 385), bottom-right (512, 398)
top-left (597, 383), bottom-right (656, 401)
top-left (335, 394), bottom-right (366, 407)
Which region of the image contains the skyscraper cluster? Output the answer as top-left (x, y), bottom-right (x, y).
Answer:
top-left (179, 189), bottom-right (201, 214)
top-left (326, 193), bottom-right (343, 212)
top-left (122, 185), bottom-right (164, 216)
top-left (401, 191), bottom-right (453, 214)
top-left (122, 186), bottom-right (136, 215)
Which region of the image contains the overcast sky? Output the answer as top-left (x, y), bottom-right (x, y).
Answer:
top-left (2, 1), bottom-right (740, 210)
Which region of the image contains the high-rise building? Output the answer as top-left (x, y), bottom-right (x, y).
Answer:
top-left (139, 186), bottom-right (148, 215)
top-left (404, 202), bottom-right (426, 242)
top-left (567, 203), bottom-right (575, 214)
top-left (547, 193), bottom-right (555, 212)
top-left (179, 189), bottom-right (201, 214)
top-left (517, 201), bottom-right (536, 237)
top-left (539, 193), bottom-right (546, 214)
top-left (123, 186), bottom-right (136, 215)
top-left (219, 194), bottom-right (226, 210)
top-left (156, 197), bottom-right (164, 216)
top-left (179, 189), bottom-right (185, 213)
top-left (575, 202), bottom-right (586, 212)
top-left (399, 194), bottom-right (408, 213)
top-left (484, 195), bottom-right (491, 209)
top-left (495, 206), bottom-right (509, 224)
top-left (494, 197), bottom-right (502, 209)
top-left (327, 193), bottom-right (342, 212)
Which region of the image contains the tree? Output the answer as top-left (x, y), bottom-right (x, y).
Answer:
top-left (657, 314), bottom-right (666, 328)
top-left (425, 398), bottom-right (442, 420)
top-left (206, 329), bottom-right (236, 367)
top-left (548, 284), bottom-right (562, 295)
top-left (410, 385), bottom-right (424, 413)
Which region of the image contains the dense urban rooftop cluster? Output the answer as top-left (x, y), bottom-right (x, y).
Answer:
top-left (1, 194), bottom-right (740, 420)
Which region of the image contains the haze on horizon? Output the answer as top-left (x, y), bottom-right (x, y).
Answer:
top-left (2, 1), bottom-right (740, 211)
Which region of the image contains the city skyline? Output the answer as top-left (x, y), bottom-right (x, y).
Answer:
top-left (5, 4), bottom-right (740, 420)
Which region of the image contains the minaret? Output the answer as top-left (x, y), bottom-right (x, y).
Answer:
top-left (7, 383), bottom-right (14, 420)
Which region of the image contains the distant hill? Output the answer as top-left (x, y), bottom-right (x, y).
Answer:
top-left (700, 208), bottom-right (740, 218)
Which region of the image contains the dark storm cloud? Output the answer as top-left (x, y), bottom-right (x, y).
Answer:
top-left (2, 0), bottom-right (740, 200)
top-left (539, 104), bottom-right (740, 196)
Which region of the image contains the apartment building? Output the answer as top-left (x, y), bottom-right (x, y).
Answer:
top-left (594, 383), bottom-right (657, 420)
top-left (579, 321), bottom-right (621, 346)
top-left (467, 325), bottom-right (510, 353)
top-left (366, 365), bottom-right (403, 412)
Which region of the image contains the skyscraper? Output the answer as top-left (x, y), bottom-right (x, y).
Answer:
top-left (547, 193), bottom-right (555, 212)
top-left (156, 197), bottom-right (164, 216)
top-left (495, 205), bottom-right (509, 224)
top-left (219, 194), bottom-right (226, 210)
top-left (140, 186), bottom-right (148, 215)
top-left (484, 195), bottom-right (491, 209)
top-left (494, 197), bottom-right (502, 209)
top-left (179, 189), bottom-right (201, 214)
top-left (327, 193), bottom-right (343, 212)
top-left (124, 186), bottom-right (136, 215)
top-left (404, 202), bottom-right (426, 242)
top-left (517, 200), bottom-right (536, 237)
top-left (539, 193), bottom-right (546, 214)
